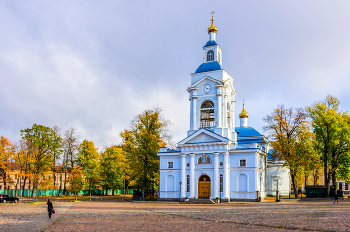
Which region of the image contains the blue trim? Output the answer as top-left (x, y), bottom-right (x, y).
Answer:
top-left (204, 40), bottom-right (218, 47)
top-left (195, 61), bottom-right (222, 73)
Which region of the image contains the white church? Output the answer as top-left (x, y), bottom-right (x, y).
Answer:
top-left (158, 17), bottom-right (289, 201)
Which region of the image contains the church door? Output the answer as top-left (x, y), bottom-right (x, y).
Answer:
top-left (198, 175), bottom-right (211, 198)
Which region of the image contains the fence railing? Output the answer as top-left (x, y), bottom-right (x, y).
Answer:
top-left (0, 189), bottom-right (134, 197)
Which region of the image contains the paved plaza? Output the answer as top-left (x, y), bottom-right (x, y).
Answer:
top-left (1, 198), bottom-right (350, 231)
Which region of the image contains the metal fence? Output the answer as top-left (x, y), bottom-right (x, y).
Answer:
top-left (0, 189), bottom-right (134, 197)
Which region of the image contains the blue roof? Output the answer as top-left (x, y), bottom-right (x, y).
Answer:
top-left (204, 40), bottom-right (218, 47)
top-left (195, 61), bottom-right (222, 73)
top-left (235, 126), bottom-right (262, 137)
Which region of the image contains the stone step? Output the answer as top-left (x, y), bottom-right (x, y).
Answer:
top-left (184, 198), bottom-right (216, 204)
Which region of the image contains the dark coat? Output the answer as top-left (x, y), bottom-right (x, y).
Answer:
top-left (335, 194), bottom-right (338, 200)
top-left (47, 201), bottom-right (53, 212)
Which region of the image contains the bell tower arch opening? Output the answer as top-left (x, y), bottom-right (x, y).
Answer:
top-left (200, 100), bottom-right (215, 128)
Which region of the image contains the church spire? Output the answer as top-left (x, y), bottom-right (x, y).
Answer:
top-left (239, 100), bottom-right (249, 127)
top-left (208, 12), bottom-right (217, 41)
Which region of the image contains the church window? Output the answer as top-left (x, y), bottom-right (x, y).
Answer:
top-left (207, 50), bottom-right (214, 62)
top-left (220, 174), bottom-right (223, 192)
top-left (198, 155), bottom-right (211, 164)
top-left (168, 162), bottom-right (173, 169)
top-left (227, 103), bottom-right (231, 127)
top-left (240, 159), bottom-right (246, 167)
top-left (200, 100), bottom-right (215, 128)
top-left (218, 51), bottom-right (221, 63)
top-left (187, 175), bottom-right (190, 192)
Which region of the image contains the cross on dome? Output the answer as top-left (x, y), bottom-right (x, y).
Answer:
top-left (208, 12), bottom-right (218, 34)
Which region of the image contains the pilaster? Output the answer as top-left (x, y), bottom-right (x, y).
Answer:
top-left (180, 154), bottom-right (186, 198)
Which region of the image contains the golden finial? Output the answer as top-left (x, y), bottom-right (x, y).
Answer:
top-left (208, 11), bottom-right (218, 34)
top-left (239, 100), bottom-right (249, 118)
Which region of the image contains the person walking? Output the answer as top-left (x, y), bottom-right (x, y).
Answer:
top-left (47, 199), bottom-right (54, 218)
top-left (334, 192), bottom-right (338, 204)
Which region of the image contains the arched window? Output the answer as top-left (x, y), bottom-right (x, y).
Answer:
top-left (220, 174), bottom-right (223, 192)
top-left (187, 175), bottom-right (190, 192)
top-left (218, 52), bottom-right (221, 63)
top-left (227, 102), bottom-right (231, 127)
top-left (200, 100), bottom-right (215, 128)
top-left (198, 155), bottom-right (211, 164)
top-left (207, 50), bottom-right (214, 62)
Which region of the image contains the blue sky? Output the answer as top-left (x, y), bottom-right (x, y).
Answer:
top-left (1, 1), bottom-right (350, 150)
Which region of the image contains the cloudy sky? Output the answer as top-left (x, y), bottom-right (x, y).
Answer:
top-left (1, 1), bottom-right (350, 150)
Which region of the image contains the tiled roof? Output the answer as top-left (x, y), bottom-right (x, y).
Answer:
top-left (235, 126), bottom-right (262, 137)
top-left (195, 61), bottom-right (222, 73)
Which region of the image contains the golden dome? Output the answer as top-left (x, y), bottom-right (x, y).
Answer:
top-left (208, 17), bottom-right (218, 34)
top-left (239, 102), bottom-right (249, 118)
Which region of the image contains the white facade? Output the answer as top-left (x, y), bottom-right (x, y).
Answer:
top-left (158, 18), bottom-right (289, 201)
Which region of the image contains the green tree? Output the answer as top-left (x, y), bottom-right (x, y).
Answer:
top-left (307, 95), bottom-right (350, 196)
top-left (20, 124), bottom-right (62, 198)
top-left (67, 166), bottom-right (84, 200)
top-left (77, 139), bottom-right (99, 196)
top-left (121, 108), bottom-right (171, 192)
top-left (99, 146), bottom-right (125, 195)
top-left (264, 105), bottom-right (319, 198)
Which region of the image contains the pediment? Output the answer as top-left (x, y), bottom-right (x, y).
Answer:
top-left (185, 133), bottom-right (221, 144)
top-left (187, 76), bottom-right (223, 90)
top-left (178, 128), bottom-right (230, 145)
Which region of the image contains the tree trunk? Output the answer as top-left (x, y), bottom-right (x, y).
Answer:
top-left (291, 173), bottom-right (298, 199)
top-left (75, 191), bottom-right (77, 200)
top-left (332, 171), bottom-right (337, 191)
top-left (324, 149), bottom-right (329, 197)
top-left (22, 177), bottom-right (27, 197)
top-left (14, 178), bottom-right (19, 197)
top-left (63, 171), bottom-right (67, 196)
top-left (89, 181), bottom-right (92, 196)
top-left (112, 189), bottom-right (115, 196)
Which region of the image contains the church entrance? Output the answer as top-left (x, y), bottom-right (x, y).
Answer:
top-left (198, 175), bottom-right (211, 198)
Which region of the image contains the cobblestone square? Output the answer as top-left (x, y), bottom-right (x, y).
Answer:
top-left (1, 199), bottom-right (350, 231)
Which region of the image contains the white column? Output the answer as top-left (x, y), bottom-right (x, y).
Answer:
top-left (192, 97), bottom-right (197, 130)
top-left (223, 152), bottom-right (230, 199)
top-left (189, 153), bottom-right (195, 198)
top-left (214, 152), bottom-right (219, 198)
top-left (223, 94), bottom-right (227, 128)
top-left (190, 97), bottom-right (194, 130)
top-left (180, 154), bottom-right (186, 198)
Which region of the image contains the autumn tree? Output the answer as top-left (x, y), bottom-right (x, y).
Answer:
top-left (14, 139), bottom-right (36, 197)
top-left (0, 136), bottom-right (15, 189)
top-left (67, 166), bottom-right (84, 200)
top-left (121, 108), bottom-right (171, 192)
top-left (264, 105), bottom-right (319, 198)
top-left (77, 139), bottom-right (99, 196)
top-left (99, 146), bottom-right (125, 195)
top-left (307, 95), bottom-right (350, 196)
top-left (51, 126), bottom-right (63, 191)
top-left (61, 127), bottom-right (79, 195)
top-left (20, 124), bottom-right (62, 198)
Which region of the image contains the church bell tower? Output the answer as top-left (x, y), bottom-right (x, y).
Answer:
top-left (187, 15), bottom-right (237, 144)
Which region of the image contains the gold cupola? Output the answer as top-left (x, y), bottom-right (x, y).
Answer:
top-left (239, 102), bottom-right (249, 118)
top-left (208, 17), bottom-right (218, 34)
